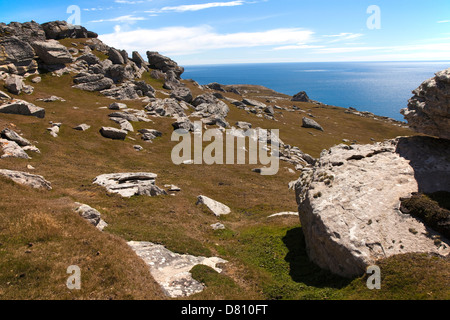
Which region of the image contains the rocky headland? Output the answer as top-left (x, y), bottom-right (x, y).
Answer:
top-left (0, 20), bottom-right (448, 299)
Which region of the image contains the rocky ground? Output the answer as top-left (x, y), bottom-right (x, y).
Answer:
top-left (0, 20), bottom-right (448, 300)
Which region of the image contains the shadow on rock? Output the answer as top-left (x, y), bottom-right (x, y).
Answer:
top-left (282, 227), bottom-right (352, 288)
top-left (396, 136), bottom-right (450, 194)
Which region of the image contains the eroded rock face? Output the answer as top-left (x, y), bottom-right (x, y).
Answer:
top-left (93, 172), bottom-right (167, 198)
top-left (295, 137), bottom-right (449, 278)
top-left (0, 169), bottom-right (52, 190)
top-left (31, 40), bottom-right (74, 65)
top-left (401, 68), bottom-right (450, 140)
top-left (127, 241), bottom-right (227, 298)
top-left (146, 51), bottom-right (184, 78)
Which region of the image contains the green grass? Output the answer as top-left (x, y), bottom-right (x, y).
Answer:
top-left (1, 39), bottom-right (448, 300)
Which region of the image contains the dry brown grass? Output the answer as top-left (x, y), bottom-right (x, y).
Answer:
top-left (1, 49), bottom-right (443, 300)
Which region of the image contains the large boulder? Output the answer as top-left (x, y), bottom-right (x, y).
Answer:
top-left (73, 202), bottom-right (108, 231)
top-left (295, 137), bottom-right (450, 278)
top-left (401, 68), bottom-right (450, 140)
top-left (31, 40), bottom-right (73, 65)
top-left (0, 21), bottom-right (46, 42)
top-left (1, 128), bottom-right (31, 146)
top-left (0, 99), bottom-right (45, 118)
top-left (292, 91), bottom-right (312, 102)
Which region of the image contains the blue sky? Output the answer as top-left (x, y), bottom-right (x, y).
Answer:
top-left (1, 0), bottom-right (450, 65)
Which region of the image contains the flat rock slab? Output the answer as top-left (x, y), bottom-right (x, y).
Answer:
top-left (93, 172), bottom-right (166, 198)
top-left (196, 195), bottom-right (231, 216)
top-left (127, 241), bottom-right (227, 298)
top-left (295, 137), bottom-right (449, 278)
top-left (0, 169), bottom-right (52, 190)
top-left (0, 100), bottom-right (45, 118)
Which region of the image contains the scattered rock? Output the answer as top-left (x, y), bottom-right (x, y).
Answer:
top-left (73, 202), bottom-right (108, 231)
top-left (108, 102), bottom-right (127, 110)
top-left (93, 172), bottom-right (166, 198)
top-left (99, 127), bottom-right (127, 140)
top-left (0, 139), bottom-right (30, 159)
top-left (127, 241), bottom-right (227, 298)
top-left (211, 223), bottom-right (226, 230)
top-left (36, 95), bottom-right (65, 102)
top-left (302, 117), bottom-right (323, 131)
top-left (73, 124), bottom-right (90, 131)
top-left (0, 169), bottom-right (51, 190)
top-left (0, 100), bottom-right (45, 118)
top-left (196, 195), bottom-right (231, 217)
top-left (1, 128), bottom-right (31, 146)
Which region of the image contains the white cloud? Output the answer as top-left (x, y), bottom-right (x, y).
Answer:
top-left (115, 0), bottom-right (144, 3)
top-left (90, 15), bottom-right (147, 23)
top-left (99, 25), bottom-right (314, 56)
top-left (273, 44), bottom-right (324, 51)
top-left (437, 20), bottom-right (450, 23)
top-left (146, 1), bottom-right (247, 13)
top-left (323, 33), bottom-right (363, 43)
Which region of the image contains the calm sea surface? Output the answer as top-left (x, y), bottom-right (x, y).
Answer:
top-left (183, 61), bottom-right (450, 121)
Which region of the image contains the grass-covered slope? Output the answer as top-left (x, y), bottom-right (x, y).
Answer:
top-left (0, 38), bottom-right (448, 300)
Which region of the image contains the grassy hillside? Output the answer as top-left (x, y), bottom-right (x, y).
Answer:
top-left (0, 39), bottom-right (448, 300)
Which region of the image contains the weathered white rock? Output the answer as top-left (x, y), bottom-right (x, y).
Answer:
top-left (73, 202), bottom-right (108, 231)
top-left (93, 172), bottom-right (166, 198)
top-left (295, 137), bottom-right (450, 278)
top-left (211, 223), bottom-right (226, 230)
top-left (108, 102), bottom-right (127, 110)
top-left (127, 241), bottom-right (227, 297)
top-left (73, 124), bottom-right (90, 131)
top-left (0, 169), bottom-right (52, 190)
top-left (0, 138), bottom-right (30, 159)
top-left (196, 195), bottom-right (231, 217)
top-left (401, 68), bottom-right (450, 140)
top-left (31, 40), bottom-right (74, 65)
top-left (1, 128), bottom-right (31, 146)
top-left (0, 100), bottom-right (45, 118)
top-left (268, 212), bottom-right (299, 218)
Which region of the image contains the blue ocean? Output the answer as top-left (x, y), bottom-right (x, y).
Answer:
top-left (183, 61), bottom-right (450, 121)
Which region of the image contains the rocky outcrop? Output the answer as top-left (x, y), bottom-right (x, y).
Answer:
top-left (127, 241), bottom-right (227, 298)
top-left (401, 68), bottom-right (450, 140)
top-left (146, 51), bottom-right (184, 79)
top-left (295, 137), bottom-right (449, 278)
top-left (31, 40), bottom-right (73, 65)
top-left (292, 91), bottom-right (311, 102)
top-left (41, 20), bottom-right (98, 40)
top-left (0, 169), bottom-right (52, 190)
top-left (93, 172), bottom-right (167, 198)
top-left (0, 37), bottom-right (37, 75)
